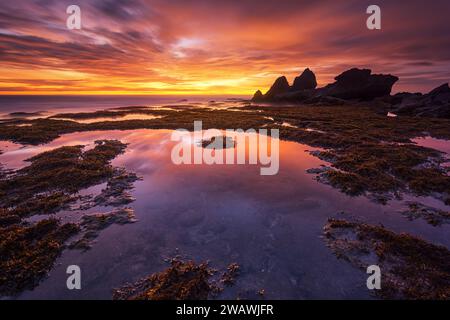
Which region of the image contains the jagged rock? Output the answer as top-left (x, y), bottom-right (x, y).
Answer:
top-left (292, 68), bottom-right (317, 91)
top-left (251, 67), bottom-right (398, 103)
top-left (392, 83), bottom-right (450, 118)
top-left (323, 68), bottom-right (399, 100)
top-left (252, 90), bottom-right (264, 101)
top-left (264, 76), bottom-right (290, 99)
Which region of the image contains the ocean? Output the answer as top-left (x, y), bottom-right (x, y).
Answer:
top-left (0, 95), bottom-right (248, 117)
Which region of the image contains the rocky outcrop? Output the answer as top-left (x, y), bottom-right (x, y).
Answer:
top-left (391, 83), bottom-right (450, 118)
top-left (252, 67), bottom-right (398, 103)
top-left (321, 68), bottom-right (399, 100)
top-left (264, 76), bottom-right (290, 99)
top-left (252, 90), bottom-right (264, 101)
top-left (292, 68), bottom-right (317, 91)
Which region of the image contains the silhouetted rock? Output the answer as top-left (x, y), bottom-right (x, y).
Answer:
top-left (264, 76), bottom-right (290, 99)
top-left (323, 68), bottom-right (399, 100)
top-left (392, 83), bottom-right (450, 118)
top-left (292, 68), bottom-right (317, 91)
top-left (251, 67), bottom-right (399, 103)
top-left (252, 90), bottom-right (264, 101)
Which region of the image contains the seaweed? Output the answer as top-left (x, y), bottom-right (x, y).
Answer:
top-left (69, 208), bottom-right (137, 251)
top-left (0, 218), bottom-right (79, 296)
top-left (1, 104), bottom-right (449, 204)
top-left (399, 202), bottom-right (450, 226)
top-left (0, 140), bottom-right (128, 218)
top-left (323, 218), bottom-right (450, 299)
top-left (113, 259), bottom-right (218, 300)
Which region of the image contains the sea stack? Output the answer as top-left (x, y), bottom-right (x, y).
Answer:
top-left (292, 68), bottom-right (317, 91)
top-left (264, 76), bottom-right (291, 99)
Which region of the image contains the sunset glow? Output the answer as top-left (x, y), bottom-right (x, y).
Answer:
top-left (1, 0), bottom-right (449, 95)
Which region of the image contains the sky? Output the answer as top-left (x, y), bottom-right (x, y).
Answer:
top-left (0, 0), bottom-right (449, 95)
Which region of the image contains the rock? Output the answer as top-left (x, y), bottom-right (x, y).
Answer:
top-left (392, 83), bottom-right (450, 118)
top-left (428, 83), bottom-right (450, 96)
top-left (272, 88), bottom-right (317, 102)
top-left (292, 68), bottom-right (317, 91)
top-left (264, 76), bottom-right (290, 99)
top-left (252, 90), bottom-right (264, 101)
top-left (252, 67), bottom-right (399, 103)
top-left (323, 68), bottom-right (399, 100)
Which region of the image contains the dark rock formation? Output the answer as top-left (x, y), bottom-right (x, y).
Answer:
top-left (292, 68), bottom-right (317, 91)
top-left (322, 68), bottom-right (399, 100)
top-left (264, 76), bottom-right (290, 99)
top-left (251, 67), bottom-right (398, 103)
top-left (252, 90), bottom-right (264, 101)
top-left (392, 83), bottom-right (450, 118)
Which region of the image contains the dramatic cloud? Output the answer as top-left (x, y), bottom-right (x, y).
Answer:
top-left (0, 0), bottom-right (449, 94)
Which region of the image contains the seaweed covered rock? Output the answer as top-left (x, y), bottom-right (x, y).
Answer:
top-left (0, 140), bottom-right (128, 218)
top-left (0, 219), bottom-right (79, 296)
top-left (323, 218), bottom-right (450, 299)
top-left (113, 259), bottom-right (218, 300)
top-left (70, 208), bottom-right (137, 251)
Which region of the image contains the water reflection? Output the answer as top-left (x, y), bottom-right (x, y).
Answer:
top-left (0, 129), bottom-right (448, 300)
top-left (52, 114), bottom-right (164, 124)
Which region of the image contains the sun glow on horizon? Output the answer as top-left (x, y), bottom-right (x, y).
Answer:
top-left (1, 1), bottom-right (449, 95)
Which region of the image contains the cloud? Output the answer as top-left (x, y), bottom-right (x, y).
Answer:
top-left (0, 0), bottom-right (449, 94)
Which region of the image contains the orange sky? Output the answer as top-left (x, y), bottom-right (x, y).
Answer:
top-left (0, 0), bottom-right (449, 95)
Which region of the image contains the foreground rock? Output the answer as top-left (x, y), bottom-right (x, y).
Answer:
top-left (391, 83), bottom-right (450, 118)
top-left (324, 218), bottom-right (450, 299)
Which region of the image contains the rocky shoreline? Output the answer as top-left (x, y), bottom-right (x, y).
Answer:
top-left (0, 71), bottom-right (450, 299)
top-left (252, 68), bottom-right (450, 118)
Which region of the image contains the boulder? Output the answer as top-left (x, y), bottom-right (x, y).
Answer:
top-left (292, 68), bottom-right (317, 91)
top-left (323, 68), bottom-right (399, 100)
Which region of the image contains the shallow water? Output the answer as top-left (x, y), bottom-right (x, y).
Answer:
top-left (52, 114), bottom-right (164, 124)
top-left (0, 95), bottom-right (248, 120)
top-left (1, 128), bottom-right (449, 300)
